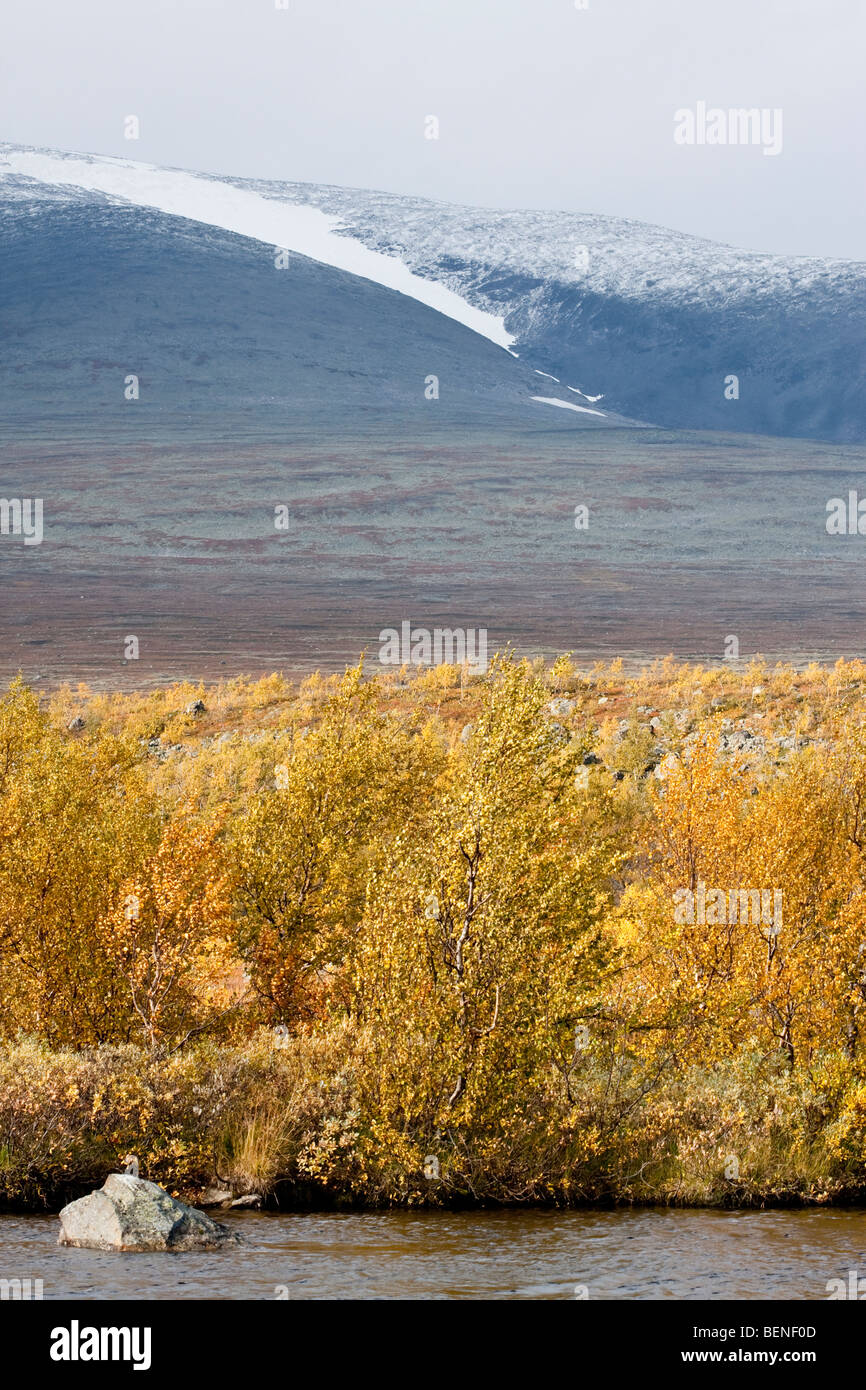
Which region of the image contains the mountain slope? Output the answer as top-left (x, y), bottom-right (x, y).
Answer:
top-left (4, 145), bottom-right (864, 441)
top-left (241, 178), bottom-right (866, 443)
top-left (0, 167), bottom-right (621, 429)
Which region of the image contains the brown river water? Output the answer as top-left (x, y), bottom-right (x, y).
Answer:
top-left (3, 1207), bottom-right (866, 1300)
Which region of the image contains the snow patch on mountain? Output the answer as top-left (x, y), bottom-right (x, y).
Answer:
top-left (532, 396), bottom-right (606, 417)
top-left (1, 148), bottom-right (516, 351)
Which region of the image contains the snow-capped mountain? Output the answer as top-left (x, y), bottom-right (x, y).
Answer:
top-left (3, 144), bottom-right (862, 441)
top-left (0, 146), bottom-right (622, 429)
top-left (245, 174), bottom-right (865, 443)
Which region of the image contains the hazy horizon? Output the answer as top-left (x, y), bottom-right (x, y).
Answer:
top-left (2, 0), bottom-right (864, 261)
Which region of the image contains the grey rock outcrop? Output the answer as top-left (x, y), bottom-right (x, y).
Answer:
top-left (546, 698), bottom-right (576, 717)
top-left (58, 1173), bottom-right (239, 1252)
top-left (719, 728), bottom-right (766, 756)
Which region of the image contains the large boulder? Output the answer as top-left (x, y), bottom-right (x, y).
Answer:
top-left (58, 1173), bottom-right (240, 1252)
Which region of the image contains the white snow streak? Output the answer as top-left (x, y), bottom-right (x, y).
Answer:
top-left (5, 150), bottom-right (516, 352)
top-left (531, 396), bottom-right (606, 417)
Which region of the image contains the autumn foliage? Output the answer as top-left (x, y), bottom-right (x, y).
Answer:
top-left (4, 654), bottom-right (866, 1206)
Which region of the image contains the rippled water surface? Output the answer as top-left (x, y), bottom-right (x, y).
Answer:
top-left (3, 1207), bottom-right (866, 1300)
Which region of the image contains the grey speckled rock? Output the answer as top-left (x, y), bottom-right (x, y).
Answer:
top-left (58, 1174), bottom-right (240, 1252)
top-left (546, 698), bottom-right (575, 717)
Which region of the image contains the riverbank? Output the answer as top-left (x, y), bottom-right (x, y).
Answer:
top-left (2, 1034), bottom-right (865, 1214)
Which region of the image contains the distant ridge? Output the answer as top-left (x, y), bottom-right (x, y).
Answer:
top-left (2, 144), bottom-right (863, 441)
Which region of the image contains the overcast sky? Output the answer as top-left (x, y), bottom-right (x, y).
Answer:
top-left (2, 0), bottom-right (864, 259)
